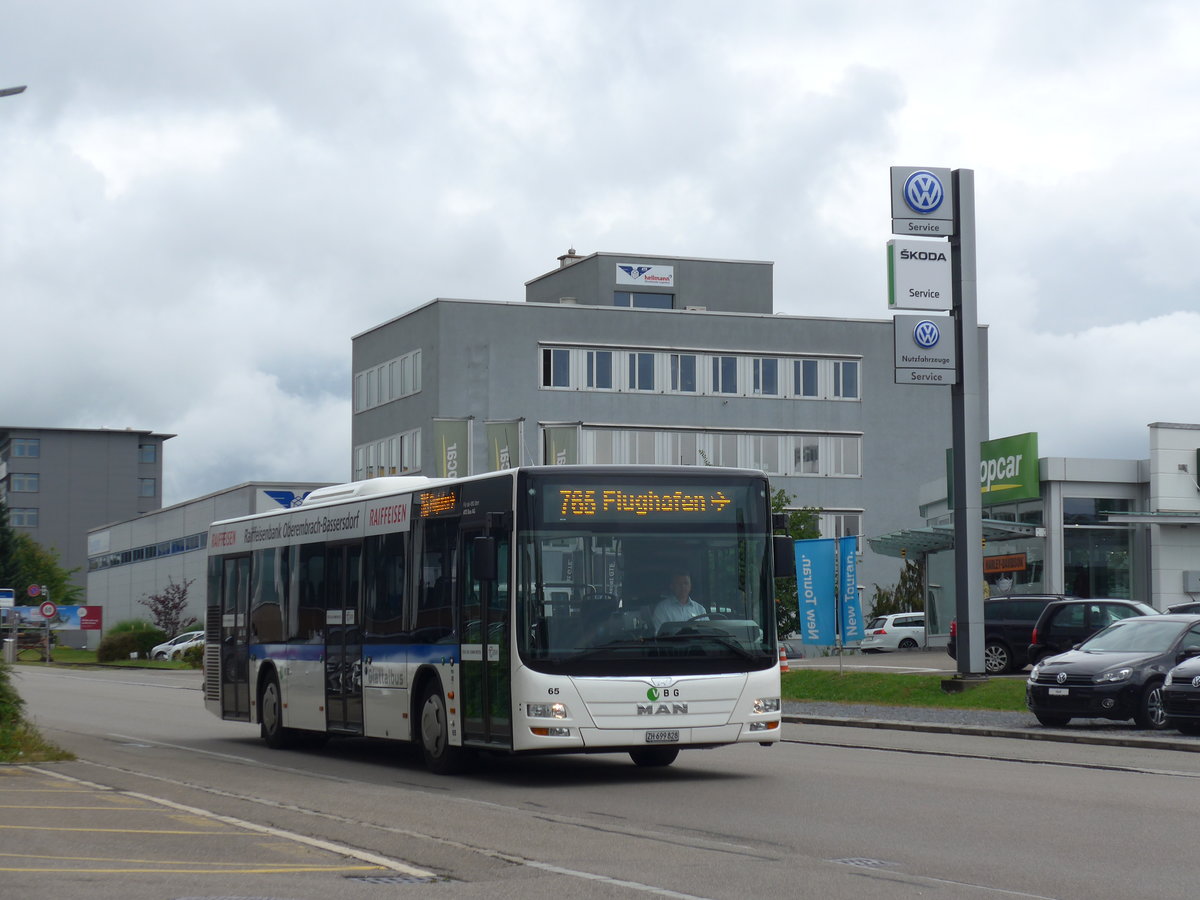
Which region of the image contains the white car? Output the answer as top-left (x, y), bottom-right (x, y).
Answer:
top-left (859, 613), bottom-right (925, 653)
top-left (151, 630), bottom-right (205, 660)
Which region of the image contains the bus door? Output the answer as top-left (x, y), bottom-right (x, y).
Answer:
top-left (460, 524), bottom-right (512, 746)
top-left (220, 556), bottom-right (251, 721)
top-left (325, 542), bottom-right (363, 734)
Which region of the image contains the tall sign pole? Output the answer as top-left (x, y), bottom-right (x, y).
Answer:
top-left (950, 170), bottom-right (984, 677)
top-left (889, 166), bottom-right (984, 677)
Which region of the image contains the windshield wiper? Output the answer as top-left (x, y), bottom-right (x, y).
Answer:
top-left (653, 631), bottom-right (756, 660)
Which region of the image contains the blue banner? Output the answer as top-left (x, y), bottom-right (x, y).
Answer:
top-left (838, 536), bottom-right (863, 642)
top-left (794, 538), bottom-right (836, 645)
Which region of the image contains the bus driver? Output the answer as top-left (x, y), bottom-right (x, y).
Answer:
top-left (652, 571), bottom-right (707, 630)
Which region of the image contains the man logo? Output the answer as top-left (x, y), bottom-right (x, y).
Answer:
top-left (913, 320), bottom-right (941, 349)
top-left (904, 170), bottom-right (944, 214)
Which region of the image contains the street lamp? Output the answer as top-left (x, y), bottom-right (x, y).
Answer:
top-left (0, 86), bottom-right (27, 98)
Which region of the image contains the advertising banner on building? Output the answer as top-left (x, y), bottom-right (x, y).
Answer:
top-left (838, 536), bottom-right (863, 642)
top-left (794, 538), bottom-right (836, 645)
top-left (542, 425), bottom-right (579, 466)
top-left (485, 419), bottom-right (522, 471)
top-left (948, 431), bottom-right (1040, 508)
top-left (432, 418), bottom-right (471, 479)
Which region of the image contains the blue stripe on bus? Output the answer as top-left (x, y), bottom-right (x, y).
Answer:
top-left (249, 642), bottom-right (459, 665)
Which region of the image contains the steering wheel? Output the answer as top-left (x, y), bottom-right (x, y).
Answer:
top-left (685, 612), bottom-right (728, 622)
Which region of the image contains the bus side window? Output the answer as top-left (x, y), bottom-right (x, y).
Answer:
top-left (414, 519), bottom-right (457, 643)
top-left (364, 532), bottom-right (406, 639)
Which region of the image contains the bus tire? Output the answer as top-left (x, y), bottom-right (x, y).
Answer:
top-left (260, 672), bottom-right (299, 750)
top-left (629, 747), bottom-right (680, 768)
top-left (419, 680), bottom-right (469, 775)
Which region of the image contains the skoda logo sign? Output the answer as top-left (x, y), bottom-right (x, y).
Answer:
top-left (1056, 672), bottom-right (1068, 684)
top-left (913, 320), bottom-right (941, 349)
top-left (904, 170), bottom-right (945, 214)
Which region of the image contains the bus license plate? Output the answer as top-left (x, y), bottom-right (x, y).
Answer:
top-left (645, 730), bottom-right (679, 743)
top-left (1048, 687), bottom-right (1069, 696)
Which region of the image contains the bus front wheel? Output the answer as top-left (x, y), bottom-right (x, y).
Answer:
top-left (419, 681), bottom-right (470, 775)
top-left (260, 673), bottom-right (298, 750)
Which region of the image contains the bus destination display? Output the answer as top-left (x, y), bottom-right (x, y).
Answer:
top-left (548, 485), bottom-right (740, 522)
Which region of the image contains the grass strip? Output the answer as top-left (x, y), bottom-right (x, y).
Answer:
top-left (782, 669), bottom-right (1028, 712)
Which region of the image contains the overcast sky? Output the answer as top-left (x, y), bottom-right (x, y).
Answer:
top-left (3, 2), bottom-right (1199, 506)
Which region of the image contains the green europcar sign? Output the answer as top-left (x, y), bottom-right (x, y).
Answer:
top-left (948, 432), bottom-right (1040, 508)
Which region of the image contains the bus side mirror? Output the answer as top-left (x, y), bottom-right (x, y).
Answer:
top-left (773, 536), bottom-right (796, 578)
top-left (472, 536), bottom-right (498, 582)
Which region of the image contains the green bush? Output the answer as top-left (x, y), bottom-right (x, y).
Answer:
top-left (101, 620), bottom-right (166, 660)
top-left (0, 662), bottom-right (23, 728)
top-left (180, 643), bottom-right (204, 669)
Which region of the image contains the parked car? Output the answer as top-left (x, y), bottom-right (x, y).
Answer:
top-left (1162, 652), bottom-right (1200, 734)
top-left (780, 641), bottom-right (805, 663)
top-left (1027, 599), bottom-right (1158, 665)
top-left (947, 594), bottom-right (1072, 674)
top-left (859, 613), bottom-right (925, 653)
top-left (1026, 614), bottom-right (1200, 729)
top-left (151, 629), bottom-right (205, 660)
top-left (1166, 601), bottom-right (1200, 615)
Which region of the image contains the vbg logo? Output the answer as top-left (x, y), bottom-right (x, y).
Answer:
top-left (913, 320), bottom-right (941, 349)
top-left (904, 170), bottom-right (944, 214)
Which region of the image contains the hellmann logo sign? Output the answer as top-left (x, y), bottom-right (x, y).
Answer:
top-left (947, 432), bottom-right (1040, 508)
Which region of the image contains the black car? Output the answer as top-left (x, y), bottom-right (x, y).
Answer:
top-left (1162, 653), bottom-right (1200, 734)
top-left (1166, 601), bottom-right (1200, 615)
top-left (1027, 599), bottom-right (1158, 665)
top-left (1026, 614), bottom-right (1200, 729)
top-left (947, 594), bottom-right (1072, 675)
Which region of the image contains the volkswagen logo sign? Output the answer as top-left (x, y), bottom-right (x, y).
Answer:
top-left (1192, 675), bottom-right (1200, 689)
top-left (904, 170), bottom-right (944, 214)
top-left (912, 320), bottom-right (941, 349)
top-left (1056, 672), bottom-right (1068, 684)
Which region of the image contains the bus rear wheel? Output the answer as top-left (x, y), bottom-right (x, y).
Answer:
top-left (629, 747), bottom-right (680, 767)
top-left (419, 681), bottom-right (470, 775)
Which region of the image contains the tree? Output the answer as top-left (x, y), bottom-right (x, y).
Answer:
top-left (0, 502), bottom-right (19, 591)
top-left (771, 488), bottom-right (821, 638)
top-left (139, 577), bottom-right (198, 637)
top-left (867, 558), bottom-right (925, 617)
top-left (10, 533), bottom-right (83, 605)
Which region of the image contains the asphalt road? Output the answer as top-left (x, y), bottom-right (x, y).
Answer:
top-left (8, 664), bottom-right (1200, 900)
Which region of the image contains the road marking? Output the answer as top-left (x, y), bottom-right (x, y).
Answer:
top-left (29, 766), bottom-right (437, 879)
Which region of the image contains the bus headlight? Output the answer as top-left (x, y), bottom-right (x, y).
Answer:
top-left (527, 702), bottom-right (569, 719)
top-left (753, 697), bottom-right (781, 714)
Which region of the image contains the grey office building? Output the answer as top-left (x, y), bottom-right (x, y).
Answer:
top-left (1, 426), bottom-right (171, 595)
top-left (350, 251), bottom-right (989, 597)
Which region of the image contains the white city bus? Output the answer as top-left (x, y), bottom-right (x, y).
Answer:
top-left (204, 466), bottom-right (791, 773)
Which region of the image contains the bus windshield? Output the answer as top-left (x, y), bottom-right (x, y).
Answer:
top-left (517, 473), bottom-right (776, 676)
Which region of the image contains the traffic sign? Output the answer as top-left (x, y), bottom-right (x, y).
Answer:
top-left (0, 588), bottom-right (14, 609)
top-left (39, 601), bottom-right (58, 620)
top-left (27, 584), bottom-right (41, 598)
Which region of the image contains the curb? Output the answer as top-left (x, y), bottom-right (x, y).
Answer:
top-left (783, 714), bottom-right (1200, 751)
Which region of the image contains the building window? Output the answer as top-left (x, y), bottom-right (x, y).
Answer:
top-left (712, 356), bottom-right (738, 394)
top-left (794, 359), bottom-right (819, 398)
top-left (139, 478), bottom-right (157, 498)
top-left (794, 436), bottom-right (819, 474)
top-left (834, 360), bottom-right (859, 399)
top-left (627, 352), bottom-right (655, 391)
top-left (354, 428), bottom-right (421, 480)
top-left (10, 508), bottom-right (37, 527)
top-left (820, 511), bottom-right (863, 539)
top-left (829, 436), bottom-right (861, 476)
top-left (139, 443), bottom-right (157, 464)
top-left (613, 292), bottom-right (673, 309)
top-left (354, 349), bottom-right (422, 413)
top-left (542, 348), bottom-right (571, 388)
top-left (670, 353), bottom-right (698, 393)
top-left (11, 438), bottom-right (40, 458)
top-left (753, 358), bottom-right (779, 396)
top-left (11, 473), bottom-right (38, 492)
top-left (586, 350), bottom-right (614, 389)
